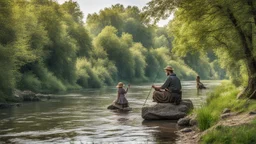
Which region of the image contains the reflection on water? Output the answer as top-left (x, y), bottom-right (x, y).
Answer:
top-left (0, 80), bottom-right (220, 143)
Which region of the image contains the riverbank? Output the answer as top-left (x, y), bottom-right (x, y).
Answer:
top-left (177, 81), bottom-right (256, 144)
top-left (0, 89), bottom-right (52, 109)
top-left (0, 81), bottom-right (218, 143)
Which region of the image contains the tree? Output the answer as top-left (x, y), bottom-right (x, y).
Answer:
top-left (144, 0), bottom-right (256, 99)
top-left (86, 7), bottom-right (124, 36)
top-left (61, 0), bottom-right (84, 24)
top-left (93, 26), bottom-right (134, 80)
top-left (61, 1), bottom-right (92, 57)
top-left (86, 4), bottom-right (154, 48)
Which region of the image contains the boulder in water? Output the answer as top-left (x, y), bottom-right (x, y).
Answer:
top-left (142, 99), bottom-right (193, 120)
top-left (14, 89), bottom-right (40, 102)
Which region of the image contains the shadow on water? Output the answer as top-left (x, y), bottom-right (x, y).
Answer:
top-left (0, 80), bottom-right (221, 143)
top-left (142, 120), bottom-right (179, 143)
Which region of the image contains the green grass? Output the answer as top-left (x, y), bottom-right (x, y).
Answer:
top-left (201, 120), bottom-right (256, 144)
top-left (197, 108), bottom-right (218, 131)
top-left (196, 80), bottom-right (256, 131)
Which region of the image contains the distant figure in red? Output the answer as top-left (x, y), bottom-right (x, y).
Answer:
top-left (196, 76), bottom-right (206, 89)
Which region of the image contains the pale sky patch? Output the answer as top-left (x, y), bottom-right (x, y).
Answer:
top-left (57, 0), bottom-right (173, 27)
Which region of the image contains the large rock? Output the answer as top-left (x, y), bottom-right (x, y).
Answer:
top-left (107, 103), bottom-right (132, 111)
top-left (14, 89), bottom-right (40, 102)
top-left (142, 99), bottom-right (193, 120)
top-left (178, 115), bottom-right (198, 126)
top-left (178, 117), bottom-right (191, 126)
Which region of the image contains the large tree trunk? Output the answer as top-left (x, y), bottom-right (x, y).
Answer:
top-left (226, 8), bottom-right (256, 99)
top-left (238, 0), bottom-right (256, 99)
top-left (238, 58), bottom-right (256, 99)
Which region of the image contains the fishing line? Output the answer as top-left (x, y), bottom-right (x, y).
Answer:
top-left (142, 68), bottom-right (161, 107)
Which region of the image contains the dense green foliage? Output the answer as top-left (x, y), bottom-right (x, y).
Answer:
top-left (201, 120), bottom-right (256, 144)
top-left (0, 0), bottom-right (226, 102)
top-left (144, 0), bottom-right (256, 98)
top-left (196, 81), bottom-right (256, 131)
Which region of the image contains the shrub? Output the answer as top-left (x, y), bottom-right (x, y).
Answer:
top-left (76, 58), bottom-right (102, 88)
top-left (18, 72), bottom-right (42, 92)
top-left (32, 64), bottom-right (66, 92)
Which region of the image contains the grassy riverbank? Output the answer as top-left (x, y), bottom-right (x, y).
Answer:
top-left (194, 81), bottom-right (256, 143)
top-left (201, 120), bottom-right (256, 144)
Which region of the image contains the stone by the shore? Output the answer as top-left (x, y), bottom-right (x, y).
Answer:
top-left (178, 114), bottom-right (197, 126)
top-left (178, 117), bottom-right (191, 126)
top-left (180, 128), bottom-right (193, 133)
top-left (221, 112), bottom-right (236, 119)
top-left (189, 118), bottom-right (198, 126)
top-left (221, 113), bottom-right (231, 119)
top-left (14, 89), bottom-right (40, 102)
top-left (1, 90), bottom-right (53, 109)
top-left (142, 99), bottom-right (193, 120)
top-left (249, 111), bottom-right (256, 115)
top-left (222, 108), bottom-right (231, 114)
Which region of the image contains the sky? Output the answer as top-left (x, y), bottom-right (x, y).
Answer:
top-left (57, 0), bottom-right (173, 27)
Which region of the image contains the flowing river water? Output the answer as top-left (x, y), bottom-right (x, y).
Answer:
top-left (0, 80), bottom-right (221, 144)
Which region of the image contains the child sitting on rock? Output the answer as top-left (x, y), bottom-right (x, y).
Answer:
top-left (114, 82), bottom-right (130, 108)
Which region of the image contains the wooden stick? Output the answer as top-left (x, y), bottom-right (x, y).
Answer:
top-left (143, 69), bottom-right (161, 107)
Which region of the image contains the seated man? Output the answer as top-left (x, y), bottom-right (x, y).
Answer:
top-left (152, 66), bottom-right (182, 105)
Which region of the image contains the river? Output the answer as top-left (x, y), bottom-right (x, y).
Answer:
top-left (0, 80), bottom-right (221, 144)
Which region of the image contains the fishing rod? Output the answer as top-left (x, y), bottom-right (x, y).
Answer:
top-left (143, 68), bottom-right (161, 107)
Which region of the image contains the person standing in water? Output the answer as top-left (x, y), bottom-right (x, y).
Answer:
top-left (115, 82), bottom-right (130, 108)
top-left (152, 66), bottom-right (182, 105)
top-left (196, 76), bottom-right (206, 89)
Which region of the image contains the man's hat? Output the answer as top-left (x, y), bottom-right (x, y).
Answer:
top-left (116, 82), bottom-right (125, 88)
top-left (164, 66), bottom-right (173, 71)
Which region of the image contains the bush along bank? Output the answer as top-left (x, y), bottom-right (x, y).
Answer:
top-left (177, 81), bottom-right (256, 144)
top-left (0, 89), bottom-right (52, 109)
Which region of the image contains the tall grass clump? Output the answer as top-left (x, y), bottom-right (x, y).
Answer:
top-left (196, 81), bottom-right (244, 131)
top-left (201, 120), bottom-right (256, 144)
top-left (197, 108), bottom-right (218, 131)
